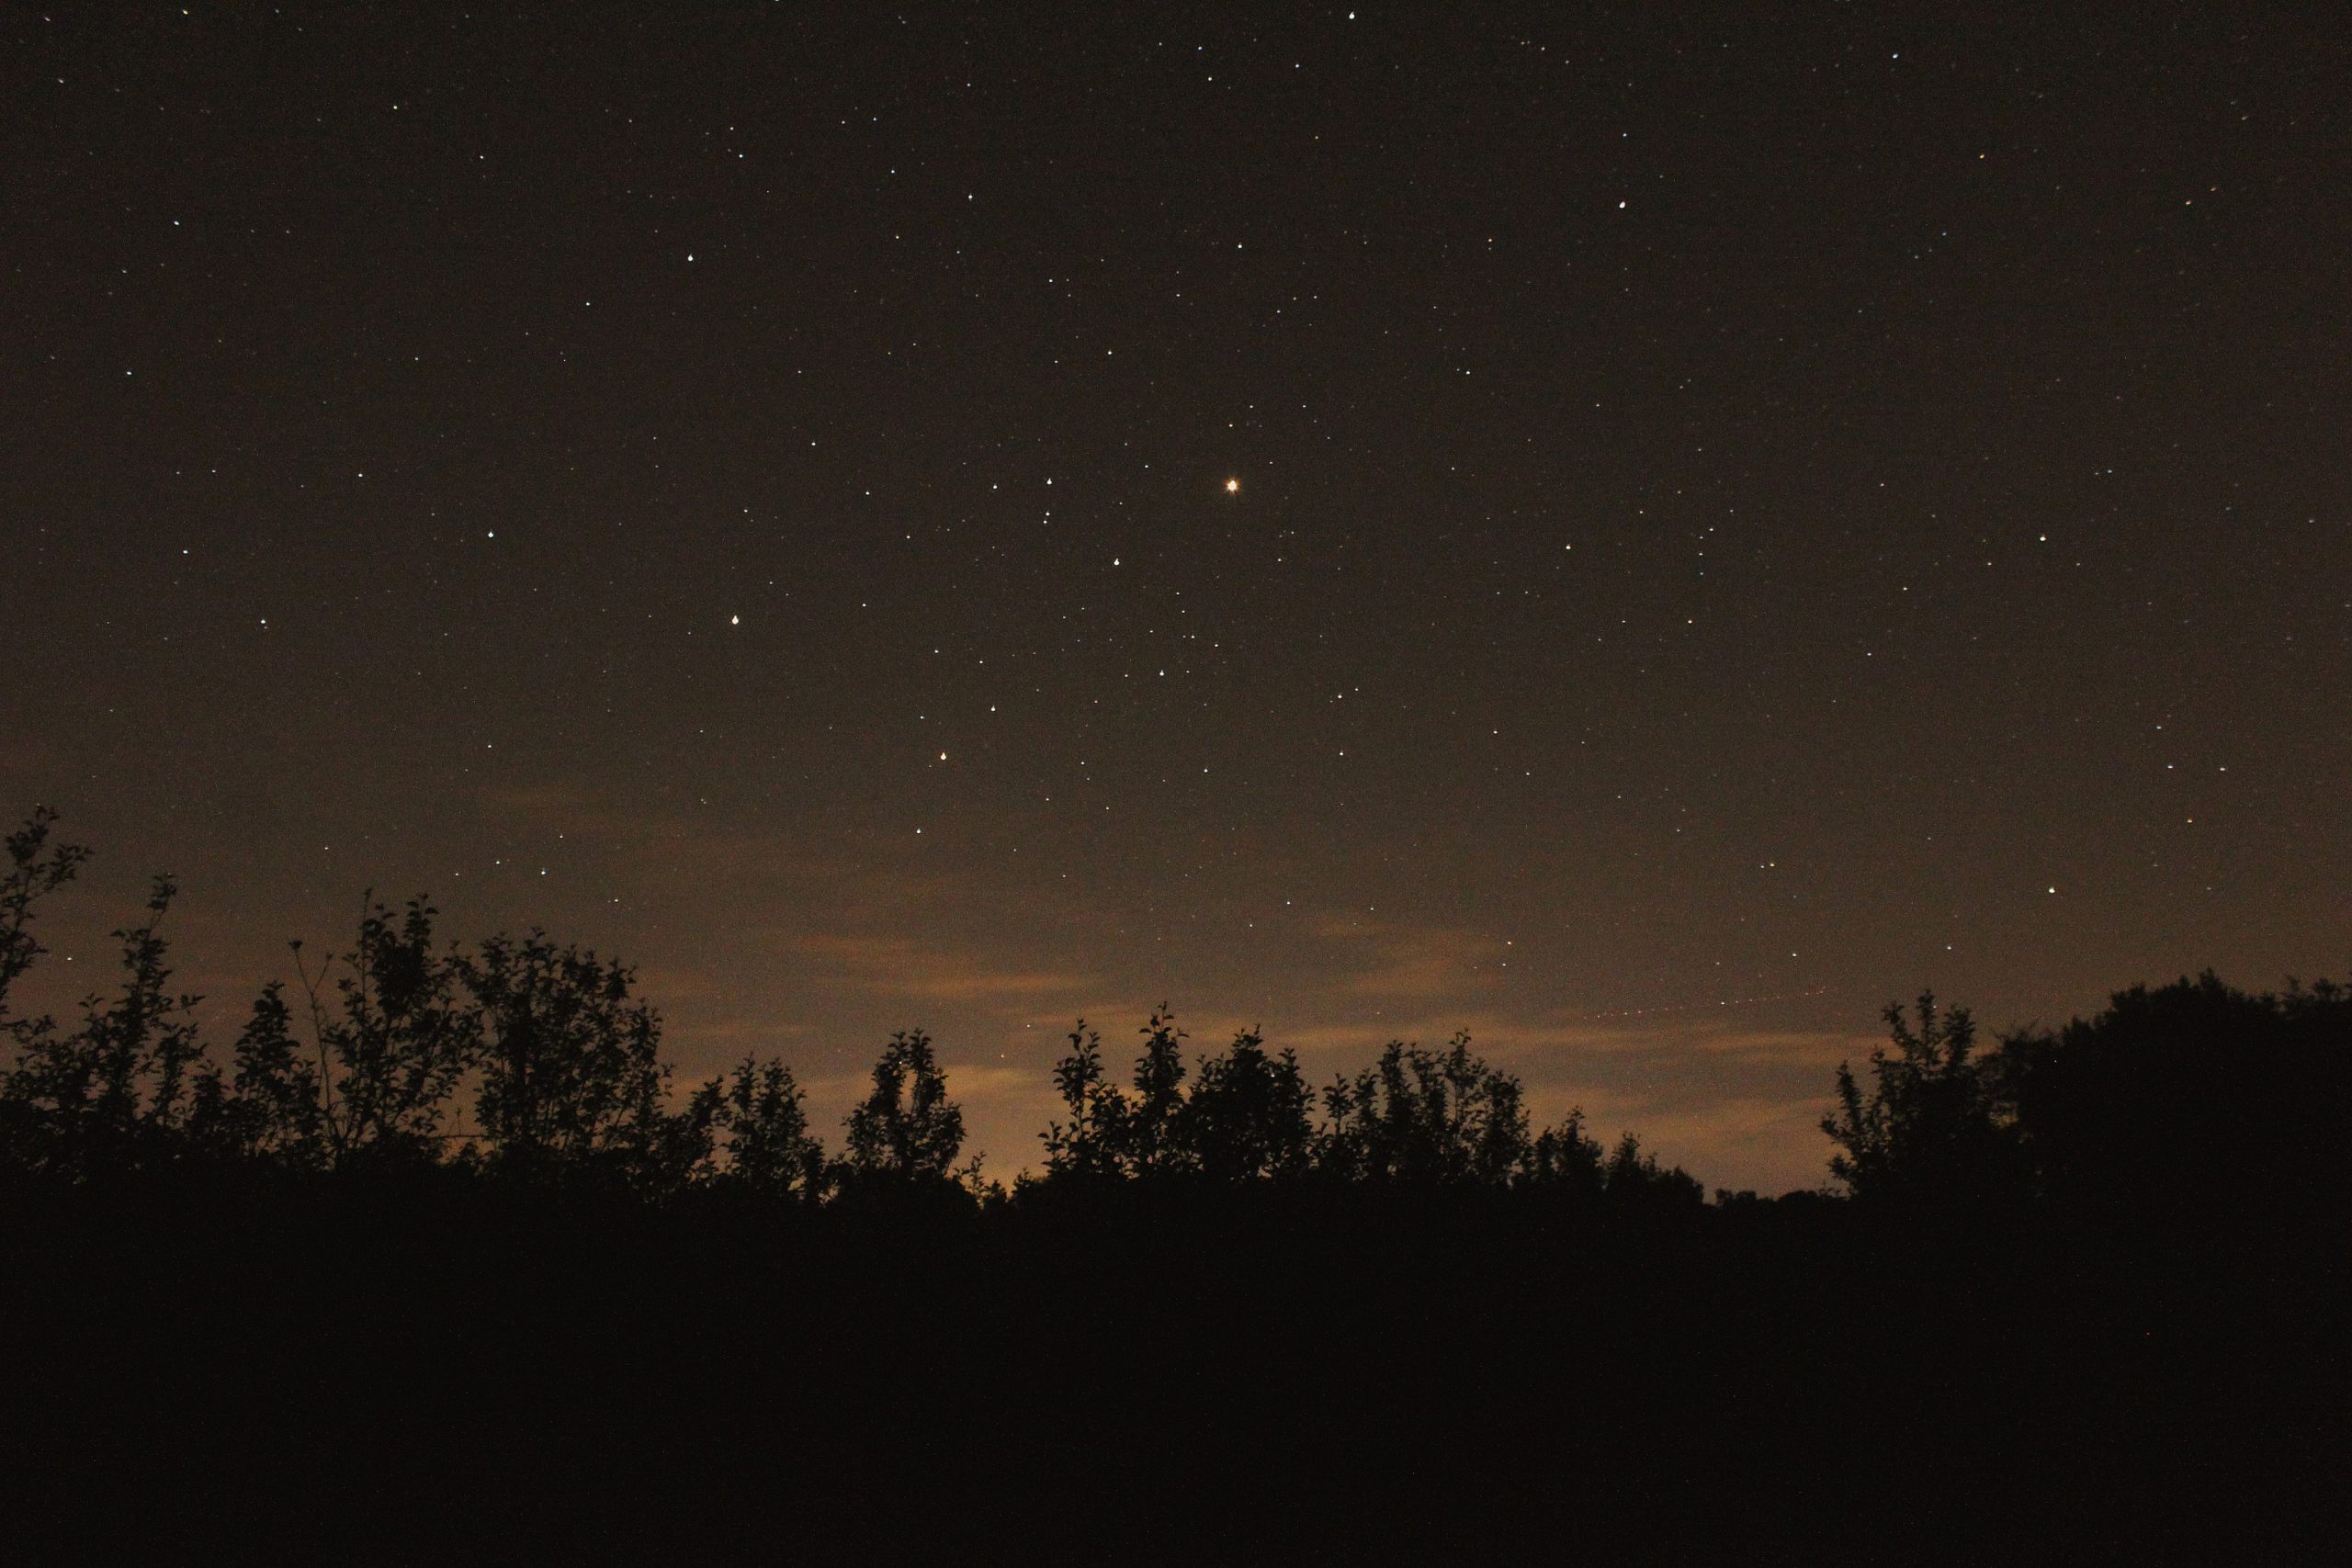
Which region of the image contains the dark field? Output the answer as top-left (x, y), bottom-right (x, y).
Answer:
top-left (6, 1179), bottom-right (2337, 1563)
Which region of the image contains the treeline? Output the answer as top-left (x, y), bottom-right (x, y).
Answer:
top-left (1822, 978), bottom-right (2351, 1227)
top-left (6, 806), bottom-right (2348, 1218)
top-left (0, 808), bottom-right (1695, 1204)
top-left (6, 808), bottom-right (2346, 1560)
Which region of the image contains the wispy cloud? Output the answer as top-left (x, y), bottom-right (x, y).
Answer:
top-left (1304, 911), bottom-right (1510, 1000)
top-left (481, 782), bottom-right (947, 908)
top-left (792, 931), bottom-right (1093, 1005)
top-left (468, 779), bottom-right (1863, 1194)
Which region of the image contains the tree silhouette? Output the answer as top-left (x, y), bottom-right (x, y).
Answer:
top-left (1178, 1026), bottom-right (1315, 1181)
top-left (0, 807), bottom-right (90, 1032)
top-left (707, 1055), bottom-right (826, 1199)
top-left (1034, 1013), bottom-right (1699, 1198)
top-left (217, 981), bottom-right (327, 1168)
top-left (1121, 1006), bottom-right (1188, 1177)
top-left (0, 866), bottom-right (220, 1179)
top-left (463, 931), bottom-right (690, 1189)
top-left (1041, 1019), bottom-right (1129, 1179)
top-left (289, 897), bottom-right (481, 1169)
top-left (1522, 1108), bottom-right (1608, 1199)
top-left (1317, 1033), bottom-right (1531, 1186)
top-left (1994, 971), bottom-right (2352, 1220)
top-left (47, 807), bottom-right (2298, 1228)
top-left (1823, 992), bottom-right (2023, 1203)
top-left (1600, 1131), bottom-right (1706, 1204)
top-left (841, 1029), bottom-right (966, 1184)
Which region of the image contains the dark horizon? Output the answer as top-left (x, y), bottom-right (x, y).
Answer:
top-left (7, 783), bottom-right (2346, 1561)
top-left (6, 2), bottom-right (2346, 1198)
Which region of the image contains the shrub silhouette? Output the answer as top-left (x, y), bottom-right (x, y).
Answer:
top-left (1037, 1010), bottom-right (1692, 1200)
top-left (1177, 1026), bottom-right (1315, 1181)
top-left (1994, 971), bottom-right (2352, 1223)
top-left (1317, 1032), bottom-right (1532, 1186)
top-left (1822, 992), bottom-right (2025, 1204)
top-left (706, 1055), bottom-right (827, 1199)
top-left (840, 1028), bottom-right (966, 1185)
top-left (291, 897), bottom-right (481, 1169)
top-left (463, 931), bottom-right (696, 1191)
top-left (0, 867), bottom-right (217, 1180)
top-left (1040, 1019), bottom-right (1128, 1180)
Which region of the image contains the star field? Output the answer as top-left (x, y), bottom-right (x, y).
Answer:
top-left (4, 3), bottom-right (2346, 1191)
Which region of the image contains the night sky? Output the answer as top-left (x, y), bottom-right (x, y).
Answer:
top-left (6, 4), bottom-right (2346, 1193)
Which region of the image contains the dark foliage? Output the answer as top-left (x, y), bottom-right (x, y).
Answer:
top-left (1317, 1032), bottom-right (1532, 1185)
top-left (0, 811), bottom-right (2343, 1560)
top-left (1823, 991), bottom-right (2030, 1204)
top-left (0, 807), bottom-right (91, 1021)
top-left (1030, 1008), bottom-right (1690, 1203)
top-left (295, 897), bottom-right (481, 1168)
top-left (1038, 1018), bottom-right (1126, 1180)
top-left (706, 1055), bottom-right (825, 1199)
top-left (1994, 971), bottom-right (2352, 1225)
top-left (1124, 1005), bottom-right (1188, 1175)
top-left (0, 868), bottom-right (217, 1180)
top-left (462, 931), bottom-right (698, 1192)
top-left (839, 1028), bottom-right (968, 1190)
top-left (217, 983), bottom-right (325, 1167)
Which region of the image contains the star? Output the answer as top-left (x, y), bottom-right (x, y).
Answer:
top-left (1225, 478), bottom-right (1240, 493)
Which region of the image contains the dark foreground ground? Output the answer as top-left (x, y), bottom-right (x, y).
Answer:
top-left (3, 1179), bottom-right (2341, 1564)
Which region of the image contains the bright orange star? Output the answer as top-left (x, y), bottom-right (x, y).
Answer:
top-left (1225, 477), bottom-right (1240, 493)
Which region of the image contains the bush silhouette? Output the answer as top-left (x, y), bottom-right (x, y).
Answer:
top-left (0, 867), bottom-right (215, 1180)
top-left (1994, 972), bottom-right (2352, 1224)
top-left (1040, 1019), bottom-right (1127, 1180)
top-left (840, 1028), bottom-right (966, 1186)
top-left (291, 897), bottom-right (481, 1170)
top-left (706, 1055), bottom-right (826, 1199)
top-left (1822, 992), bottom-right (2027, 1204)
top-left (464, 931), bottom-right (699, 1192)
top-left (1316, 1032), bottom-right (1531, 1186)
top-left (1177, 1025), bottom-right (1316, 1181)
